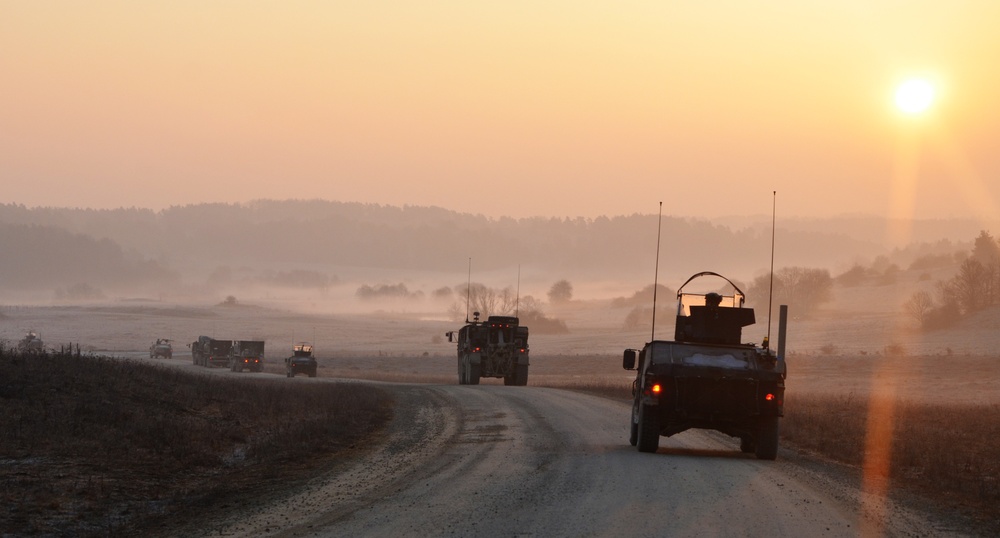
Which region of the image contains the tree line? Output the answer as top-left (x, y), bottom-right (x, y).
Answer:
top-left (905, 230), bottom-right (1000, 329)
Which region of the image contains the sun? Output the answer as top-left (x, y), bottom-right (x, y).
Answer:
top-left (894, 78), bottom-right (935, 115)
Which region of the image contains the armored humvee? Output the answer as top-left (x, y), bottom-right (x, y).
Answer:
top-left (18, 331), bottom-right (44, 353)
top-left (285, 343), bottom-right (317, 377)
top-left (150, 338), bottom-right (173, 359)
top-left (623, 272), bottom-right (787, 460)
top-left (446, 312), bottom-right (529, 386)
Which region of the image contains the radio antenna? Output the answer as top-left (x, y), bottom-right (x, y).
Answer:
top-left (766, 191), bottom-right (777, 349)
top-left (515, 264), bottom-right (521, 318)
top-left (465, 257), bottom-right (472, 323)
top-left (651, 202), bottom-right (663, 341)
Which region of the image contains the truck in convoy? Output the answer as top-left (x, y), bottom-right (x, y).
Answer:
top-left (446, 312), bottom-right (529, 386)
top-left (229, 340), bottom-right (265, 373)
top-left (189, 336), bottom-right (234, 368)
top-left (622, 272), bottom-right (787, 460)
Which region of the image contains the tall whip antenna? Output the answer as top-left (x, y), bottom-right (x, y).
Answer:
top-left (515, 264), bottom-right (521, 318)
top-left (465, 257), bottom-right (472, 323)
top-left (651, 202), bottom-right (663, 341)
top-left (766, 191), bottom-right (777, 349)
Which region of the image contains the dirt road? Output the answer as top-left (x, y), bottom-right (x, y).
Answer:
top-left (165, 372), bottom-right (962, 538)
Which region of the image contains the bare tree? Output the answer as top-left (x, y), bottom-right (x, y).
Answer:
top-left (941, 258), bottom-right (992, 314)
top-left (747, 267), bottom-right (833, 316)
top-left (453, 283), bottom-right (519, 319)
top-left (903, 290), bottom-right (934, 327)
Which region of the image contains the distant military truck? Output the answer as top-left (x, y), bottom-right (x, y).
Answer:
top-left (446, 312), bottom-right (529, 386)
top-left (149, 338), bottom-right (173, 359)
top-left (229, 340), bottom-right (265, 373)
top-left (189, 336), bottom-right (233, 368)
top-left (285, 343), bottom-right (317, 378)
top-left (623, 272), bottom-right (787, 460)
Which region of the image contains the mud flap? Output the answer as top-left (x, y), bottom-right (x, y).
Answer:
top-left (755, 417), bottom-right (779, 460)
top-left (637, 404), bottom-right (659, 453)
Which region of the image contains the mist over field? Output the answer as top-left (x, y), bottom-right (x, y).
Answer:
top-left (4, 199), bottom-right (1000, 361)
top-left (0, 200), bottom-right (991, 306)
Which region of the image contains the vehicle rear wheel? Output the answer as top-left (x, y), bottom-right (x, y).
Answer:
top-left (468, 361), bottom-right (481, 385)
top-left (755, 417), bottom-right (780, 460)
top-left (636, 404), bottom-right (659, 453)
top-left (514, 364), bottom-right (528, 386)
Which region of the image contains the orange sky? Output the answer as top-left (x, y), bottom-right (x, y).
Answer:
top-left (2, 1), bottom-right (998, 220)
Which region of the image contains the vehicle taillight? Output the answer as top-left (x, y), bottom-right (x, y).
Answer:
top-left (651, 383), bottom-right (662, 394)
top-left (765, 393), bottom-right (774, 401)
top-left (519, 348), bottom-right (526, 353)
top-left (473, 347), bottom-right (481, 352)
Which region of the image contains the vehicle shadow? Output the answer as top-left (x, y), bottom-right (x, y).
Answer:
top-left (652, 446), bottom-right (755, 460)
top-left (607, 443), bottom-right (755, 460)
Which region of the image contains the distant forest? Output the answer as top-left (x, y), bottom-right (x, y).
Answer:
top-left (0, 200), bottom-right (985, 298)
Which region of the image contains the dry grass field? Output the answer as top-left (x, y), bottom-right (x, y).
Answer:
top-left (0, 349), bottom-right (391, 537)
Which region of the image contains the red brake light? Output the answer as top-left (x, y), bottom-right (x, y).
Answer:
top-left (651, 384), bottom-right (662, 394)
top-left (765, 393), bottom-right (774, 401)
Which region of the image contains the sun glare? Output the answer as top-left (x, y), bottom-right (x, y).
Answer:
top-left (894, 78), bottom-right (935, 115)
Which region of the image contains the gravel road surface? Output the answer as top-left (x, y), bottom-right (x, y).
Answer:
top-left (173, 378), bottom-right (963, 538)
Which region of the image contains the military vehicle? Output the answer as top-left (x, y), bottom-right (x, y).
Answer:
top-left (623, 272), bottom-right (787, 460)
top-left (285, 343), bottom-right (317, 377)
top-left (446, 312), bottom-right (529, 386)
top-left (149, 338), bottom-right (173, 359)
top-left (229, 340), bottom-right (265, 373)
top-left (18, 331), bottom-right (44, 353)
top-left (189, 336), bottom-right (234, 368)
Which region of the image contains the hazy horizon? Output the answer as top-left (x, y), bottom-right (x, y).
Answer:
top-left (3, 2), bottom-right (999, 222)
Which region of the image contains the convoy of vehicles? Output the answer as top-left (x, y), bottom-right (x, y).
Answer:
top-left (24, 232), bottom-right (788, 462)
top-left (188, 337), bottom-right (266, 372)
top-left (446, 312), bottom-right (529, 386)
top-left (622, 272), bottom-right (787, 460)
top-left (285, 343), bottom-right (317, 377)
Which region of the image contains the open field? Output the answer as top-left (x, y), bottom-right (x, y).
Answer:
top-left (4, 294), bottom-right (1000, 534)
